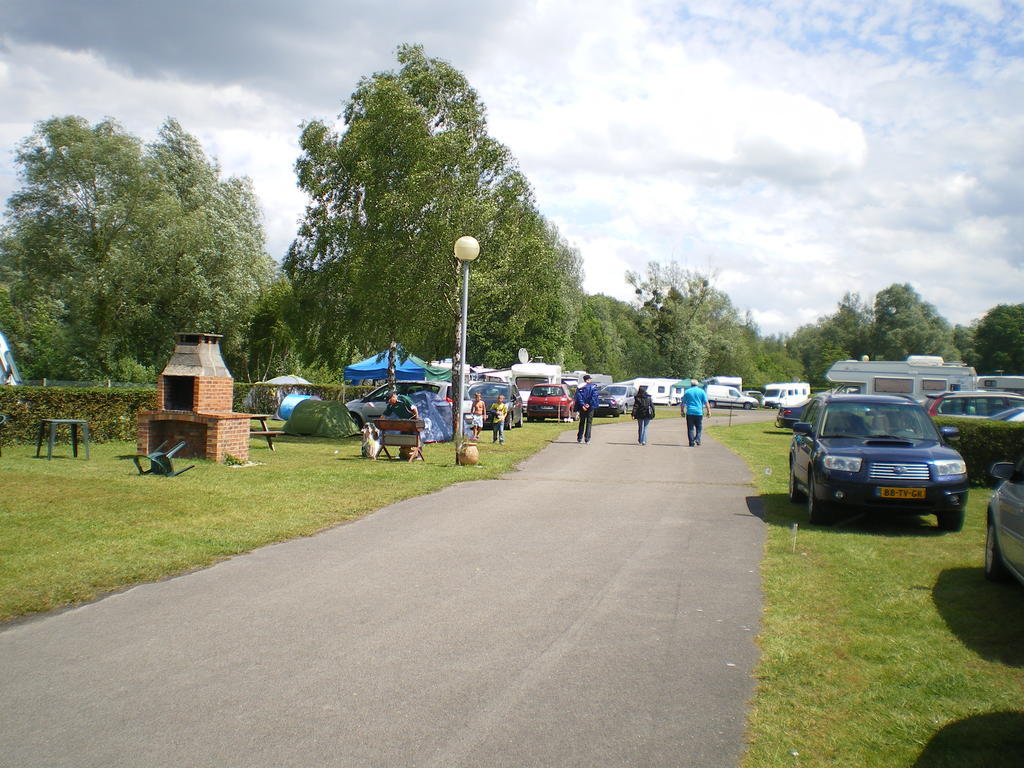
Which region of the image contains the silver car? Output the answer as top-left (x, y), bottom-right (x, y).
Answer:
top-left (345, 380), bottom-right (451, 427)
top-left (986, 456), bottom-right (1024, 587)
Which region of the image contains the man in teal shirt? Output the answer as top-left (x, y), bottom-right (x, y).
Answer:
top-left (383, 392), bottom-right (419, 420)
top-left (681, 379), bottom-right (710, 447)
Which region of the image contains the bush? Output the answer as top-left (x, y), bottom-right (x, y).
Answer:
top-left (0, 386), bottom-right (157, 444)
top-left (935, 416), bottom-right (1024, 486)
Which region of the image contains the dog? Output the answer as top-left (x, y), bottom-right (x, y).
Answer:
top-left (360, 423), bottom-right (382, 460)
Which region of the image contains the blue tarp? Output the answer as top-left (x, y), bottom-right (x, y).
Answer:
top-left (409, 391), bottom-right (453, 444)
top-left (344, 348), bottom-right (450, 383)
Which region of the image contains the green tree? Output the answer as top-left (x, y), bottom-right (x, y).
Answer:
top-left (286, 44), bottom-right (582, 381)
top-left (0, 116), bottom-right (274, 379)
top-left (974, 304), bottom-right (1024, 374)
top-left (870, 283), bottom-right (956, 361)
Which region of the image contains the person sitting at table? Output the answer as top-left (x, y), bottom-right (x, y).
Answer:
top-left (383, 391), bottom-right (419, 420)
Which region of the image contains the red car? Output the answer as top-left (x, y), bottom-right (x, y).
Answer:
top-left (526, 383), bottom-right (576, 422)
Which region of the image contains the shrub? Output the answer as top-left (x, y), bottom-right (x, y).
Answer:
top-left (935, 416), bottom-right (1024, 486)
top-left (0, 386), bottom-right (157, 443)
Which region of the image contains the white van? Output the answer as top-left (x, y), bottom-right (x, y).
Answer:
top-left (762, 382), bottom-right (811, 409)
top-left (705, 385), bottom-right (758, 410)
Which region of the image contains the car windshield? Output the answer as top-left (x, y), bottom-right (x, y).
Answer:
top-left (603, 386), bottom-right (626, 396)
top-left (821, 403), bottom-right (937, 440)
top-left (532, 386), bottom-right (563, 397)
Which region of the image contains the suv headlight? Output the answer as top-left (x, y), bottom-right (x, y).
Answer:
top-left (823, 455), bottom-right (862, 472)
top-left (932, 459), bottom-right (967, 477)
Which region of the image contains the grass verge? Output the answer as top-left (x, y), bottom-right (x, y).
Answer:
top-left (707, 420), bottom-right (1024, 768)
top-left (0, 417), bottom-right (587, 622)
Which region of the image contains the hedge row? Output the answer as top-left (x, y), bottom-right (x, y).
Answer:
top-left (0, 383), bottom-right (381, 445)
top-left (935, 416), bottom-right (1024, 486)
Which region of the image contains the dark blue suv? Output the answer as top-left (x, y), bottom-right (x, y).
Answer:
top-left (788, 394), bottom-right (969, 529)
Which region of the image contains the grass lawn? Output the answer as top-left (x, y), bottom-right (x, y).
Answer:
top-left (0, 416), bottom-right (585, 622)
top-left (707, 419), bottom-right (1024, 768)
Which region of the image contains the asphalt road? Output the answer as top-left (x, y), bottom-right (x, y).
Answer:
top-left (1, 409), bottom-right (773, 768)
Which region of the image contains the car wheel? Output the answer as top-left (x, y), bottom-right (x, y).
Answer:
top-left (788, 462), bottom-right (806, 503)
top-left (709, 400), bottom-right (717, 408)
top-left (743, 402), bottom-right (752, 410)
top-left (984, 515), bottom-right (1012, 582)
top-left (936, 508), bottom-right (965, 532)
top-left (807, 474), bottom-right (833, 525)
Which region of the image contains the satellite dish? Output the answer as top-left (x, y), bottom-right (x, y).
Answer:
top-left (517, 348), bottom-right (530, 365)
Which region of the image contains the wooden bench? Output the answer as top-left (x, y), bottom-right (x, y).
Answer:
top-left (373, 418), bottom-right (425, 461)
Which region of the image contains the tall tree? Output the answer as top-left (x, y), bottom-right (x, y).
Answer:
top-left (286, 44), bottom-right (582, 379)
top-left (973, 304), bottom-right (1024, 374)
top-left (0, 116), bottom-right (274, 379)
top-left (870, 283), bottom-right (956, 360)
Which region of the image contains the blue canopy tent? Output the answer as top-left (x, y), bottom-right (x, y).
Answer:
top-left (344, 348), bottom-right (450, 383)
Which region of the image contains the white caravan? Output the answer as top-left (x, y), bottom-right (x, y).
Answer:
top-left (624, 377), bottom-right (679, 406)
top-left (511, 361), bottom-right (563, 406)
top-left (825, 356), bottom-right (977, 402)
top-left (762, 382), bottom-right (811, 408)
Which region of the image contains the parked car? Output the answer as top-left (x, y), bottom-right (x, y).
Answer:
top-left (925, 390), bottom-right (1024, 419)
top-left (989, 407), bottom-right (1024, 423)
top-left (463, 381), bottom-right (523, 429)
top-left (526, 383), bottom-right (575, 422)
top-left (788, 393), bottom-right (968, 529)
top-left (986, 456), bottom-right (1024, 587)
top-left (595, 384), bottom-right (636, 417)
top-left (345, 380), bottom-right (451, 428)
top-left (775, 401), bottom-right (807, 429)
top-left (744, 390), bottom-right (765, 407)
top-left (706, 384), bottom-right (758, 410)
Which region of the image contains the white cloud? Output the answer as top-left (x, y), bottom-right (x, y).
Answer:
top-left (2, 0), bottom-right (1023, 338)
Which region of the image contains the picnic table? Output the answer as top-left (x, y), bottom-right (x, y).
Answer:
top-left (373, 418), bottom-right (426, 461)
top-left (249, 414), bottom-right (285, 451)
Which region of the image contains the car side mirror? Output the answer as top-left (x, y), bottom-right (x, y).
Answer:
top-left (990, 461), bottom-right (1015, 482)
top-left (792, 422), bottom-right (812, 435)
top-left (939, 425), bottom-right (960, 440)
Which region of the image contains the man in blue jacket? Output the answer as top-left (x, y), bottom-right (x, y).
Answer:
top-left (575, 375), bottom-right (600, 444)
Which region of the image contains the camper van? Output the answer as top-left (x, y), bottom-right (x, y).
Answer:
top-left (825, 357), bottom-right (977, 402)
top-left (762, 382), bottom-right (811, 409)
top-left (977, 375), bottom-right (1024, 395)
top-left (511, 361), bottom-right (563, 406)
top-left (624, 377), bottom-right (679, 406)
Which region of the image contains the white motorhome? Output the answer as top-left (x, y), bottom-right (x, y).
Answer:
top-left (511, 361), bottom-right (563, 405)
top-left (977, 375), bottom-right (1024, 395)
top-left (825, 356), bottom-right (977, 402)
top-left (762, 382), bottom-right (811, 409)
top-left (702, 375), bottom-right (743, 391)
top-left (623, 377), bottom-right (679, 406)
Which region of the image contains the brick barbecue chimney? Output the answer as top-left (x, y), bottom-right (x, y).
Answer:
top-left (137, 333), bottom-right (252, 463)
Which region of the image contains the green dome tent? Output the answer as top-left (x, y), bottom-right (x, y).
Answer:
top-left (283, 399), bottom-right (359, 438)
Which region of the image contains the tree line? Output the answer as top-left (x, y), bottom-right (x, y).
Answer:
top-left (2, 45), bottom-right (1021, 387)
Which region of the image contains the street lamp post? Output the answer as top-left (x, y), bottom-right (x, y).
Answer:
top-left (454, 235), bottom-right (479, 460)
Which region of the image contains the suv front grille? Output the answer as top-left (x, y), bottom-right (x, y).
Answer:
top-left (868, 462), bottom-right (931, 481)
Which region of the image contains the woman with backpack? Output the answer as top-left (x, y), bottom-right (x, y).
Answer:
top-left (631, 385), bottom-right (656, 445)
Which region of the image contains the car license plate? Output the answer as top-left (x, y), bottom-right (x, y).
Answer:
top-left (878, 487), bottom-right (926, 499)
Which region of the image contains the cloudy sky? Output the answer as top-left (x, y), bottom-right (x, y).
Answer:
top-left (1, 0), bottom-right (1022, 336)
